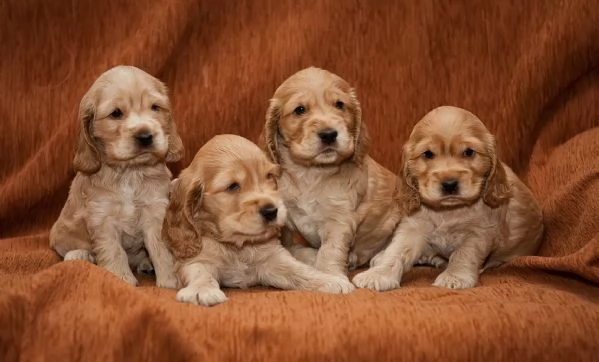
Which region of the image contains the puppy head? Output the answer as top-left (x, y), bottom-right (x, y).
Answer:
top-left (73, 65), bottom-right (183, 174)
top-left (401, 106), bottom-right (511, 211)
top-left (261, 67), bottom-right (367, 167)
top-left (172, 134), bottom-right (287, 247)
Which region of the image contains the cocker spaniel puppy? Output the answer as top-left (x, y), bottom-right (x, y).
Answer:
top-left (261, 67), bottom-right (401, 282)
top-left (50, 65), bottom-right (183, 288)
top-left (162, 134), bottom-right (355, 306)
top-left (353, 106), bottom-right (544, 290)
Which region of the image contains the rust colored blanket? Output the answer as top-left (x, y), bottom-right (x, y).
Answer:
top-left (1, 1), bottom-right (598, 361)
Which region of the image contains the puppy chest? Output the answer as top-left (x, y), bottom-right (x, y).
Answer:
top-left (284, 198), bottom-right (325, 247)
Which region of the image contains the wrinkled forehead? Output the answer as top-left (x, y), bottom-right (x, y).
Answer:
top-left (409, 113), bottom-right (490, 153)
top-left (91, 70), bottom-right (168, 108)
top-left (275, 71), bottom-right (351, 103)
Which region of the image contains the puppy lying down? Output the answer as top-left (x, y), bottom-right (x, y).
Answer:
top-left (50, 65), bottom-right (183, 288)
top-left (162, 134), bottom-right (355, 306)
top-left (353, 106), bottom-right (544, 290)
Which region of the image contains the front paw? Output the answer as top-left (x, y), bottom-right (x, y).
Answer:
top-left (352, 269), bottom-right (400, 292)
top-left (114, 270), bottom-right (139, 287)
top-left (176, 286), bottom-right (227, 306)
top-left (136, 258), bottom-right (155, 275)
top-left (156, 273), bottom-right (179, 289)
top-left (317, 276), bottom-right (356, 294)
top-left (433, 271), bottom-right (477, 289)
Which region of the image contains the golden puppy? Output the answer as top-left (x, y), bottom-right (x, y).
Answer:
top-left (50, 65), bottom-right (183, 288)
top-left (261, 67), bottom-right (401, 282)
top-left (353, 106), bottom-right (544, 290)
top-left (163, 134), bottom-right (355, 307)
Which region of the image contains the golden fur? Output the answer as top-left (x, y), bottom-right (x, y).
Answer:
top-left (162, 134), bottom-right (355, 307)
top-left (260, 67), bottom-right (401, 281)
top-left (49, 65), bottom-right (183, 288)
top-left (353, 106), bottom-right (544, 290)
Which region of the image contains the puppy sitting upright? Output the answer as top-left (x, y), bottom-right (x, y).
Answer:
top-left (353, 106), bottom-right (544, 291)
top-left (50, 65), bottom-right (183, 288)
top-left (261, 67), bottom-right (401, 282)
top-left (163, 134), bottom-right (354, 307)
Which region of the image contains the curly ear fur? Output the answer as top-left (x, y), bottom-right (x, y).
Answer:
top-left (73, 94), bottom-right (101, 174)
top-left (261, 99), bottom-right (281, 164)
top-left (162, 178), bottom-right (204, 261)
top-left (349, 88), bottom-right (369, 165)
top-left (398, 144), bottom-right (421, 216)
top-left (482, 139), bottom-right (512, 207)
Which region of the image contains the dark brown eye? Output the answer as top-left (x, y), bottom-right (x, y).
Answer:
top-left (422, 150), bottom-right (435, 159)
top-left (293, 106), bottom-right (306, 116)
top-left (110, 108), bottom-right (123, 119)
top-left (335, 100), bottom-right (345, 110)
top-left (463, 148), bottom-right (476, 158)
top-left (151, 104), bottom-right (160, 112)
top-left (226, 182), bottom-right (240, 192)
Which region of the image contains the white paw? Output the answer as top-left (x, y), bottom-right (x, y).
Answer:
top-left (352, 269), bottom-right (400, 292)
top-left (156, 273), bottom-right (179, 289)
top-left (64, 249), bottom-right (96, 263)
top-left (176, 286), bottom-right (227, 306)
top-left (317, 276), bottom-right (356, 294)
top-left (433, 271), bottom-right (477, 289)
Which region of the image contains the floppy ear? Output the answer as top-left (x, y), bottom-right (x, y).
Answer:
top-left (260, 98), bottom-right (281, 164)
top-left (162, 177), bottom-right (204, 261)
top-left (73, 94), bottom-right (101, 174)
top-left (397, 144), bottom-right (421, 216)
top-left (349, 88), bottom-right (369, 165)
top-left (482, 139), bottom-right (512, 207)
top-left (165, 113), bottom-right (184, 162)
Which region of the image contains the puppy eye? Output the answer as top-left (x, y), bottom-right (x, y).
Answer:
top-left (226, 182), bottom-right (240, 192)
top-left (110, 108), bottom-right (123, 119)
top-left (422, 150), bottom-right (435, 159)
top-left (151, 104), bottom-right (160, 112)
top-left (463, 148), bottom-right (476, 158)
top-left (335, 100), bottom-right (345, 110)
top-left (293, 106), bottom-right (306, 116)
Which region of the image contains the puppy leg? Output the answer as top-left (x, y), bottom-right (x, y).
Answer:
top-left (92, 227), bottom-right (138, 286)
top-left (433, 240), bottom-right (487, 289)
top-left (176, 262), bottom-right (226, 306)
top-left (352, 219), bottom-right (427, 291)
top-left (141, 207), bottom-right (178, 289)
top-left (258, 246), bottom-right (355, 294)
top-left (314, 222), bottom-right (353, 278)
top-left (281, 227), bottom-right (318, 266)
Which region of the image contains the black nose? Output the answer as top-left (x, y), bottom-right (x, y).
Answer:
top-left (318, 128), bottom-right (338, 145)
top-left (259, 204), bottom-right (278, 222)
top-left (135, 132), bottom-right (153, 147)
top-left (441, 179), bottom-right (459, 195)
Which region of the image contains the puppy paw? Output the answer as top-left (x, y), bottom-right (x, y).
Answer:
top-left (317, 276), bottom-right (356, 294)
top-left (176, 286), bottom-right (227, 307)
top-left (105, 266), bottom-right (138, 287)
top-left (136, 258), bottom-right (155, 275)
top-left (416, 255), bottom-right (447, 269)
top-left (433, 271), bottom-right (477, 289)
top-left (348, 252), bottom-right (358, 271)
top-left (156, 273), bottom-right (179, 289)
top-left (64, 249), bottom-right (96, 263)
top-left (352, 269), bottom-right (400, 292)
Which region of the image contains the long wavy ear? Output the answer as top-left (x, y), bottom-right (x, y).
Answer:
top-left (162, 177), bottom-right (204, 261)
top-left (397, 144), bottom-right (421, 216)
top-left (349, 88), bottom-right (369, 165)
top-left (155, 81), bottom-right (184, 163)
top-left (482, 137), bottom-right (512, 207)
top-left (260, 98), bottom-right (281, 164)
top-left (73, 93), bottom-right (101, 174)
